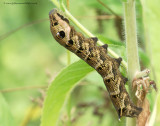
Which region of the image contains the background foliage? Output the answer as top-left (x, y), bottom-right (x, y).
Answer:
top-left (0, 0), bottom-right (160, 126)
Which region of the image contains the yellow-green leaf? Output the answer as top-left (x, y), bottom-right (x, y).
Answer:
top-left (41, 60), bottom-right (93, 126)
top-left (0, 93), bottom-right (15, 126)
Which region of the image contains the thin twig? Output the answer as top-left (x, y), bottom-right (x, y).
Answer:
top-left (0, 85), bottom-right (48, 93)
top-left (66, 0), bottom-right (71, 65)
top-left (76, 15), bottom-right (116, 20)
top-left (66, 0), bottom-right (69, 11)
top-left (0, 18), bottom-right (48, 41)
top-left (97, 0), bottom-right (121, 19)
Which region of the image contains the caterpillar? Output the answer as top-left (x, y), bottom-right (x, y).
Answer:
top-left (49, 9), bottom-right (142, 118)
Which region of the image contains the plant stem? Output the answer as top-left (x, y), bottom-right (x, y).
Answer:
top-left (51, 0), bottom-right (60, 8)
top-left (66, 0), bottom-right (70, 10)
top-left (123, 0), bottom-right (140, 125)
top-left (66, 0), bottom-right (71, 65)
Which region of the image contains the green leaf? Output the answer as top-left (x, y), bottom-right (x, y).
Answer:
top-left (41, 60), bottom-right (94, 126)
top-left (140, 0), bottom-right (160, 84)
top-left (139, 48), bottom-right (150, 66)
top-left (97, 34), bottom-right (125, 46)
top-left (121, 0), bottom-right (127, 2)
top-left (0, 93), bottom-right (15, 126)
top-left (140, 0), bottom-right (160, 125)
top-left (97, 35), bottom-right (127, 60)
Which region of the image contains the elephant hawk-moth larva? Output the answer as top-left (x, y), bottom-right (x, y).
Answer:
top-left (49, 9), bottom-right (142, 118)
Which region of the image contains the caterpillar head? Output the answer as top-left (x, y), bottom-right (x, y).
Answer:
top-left (49, 9), bottom-right (71, 47)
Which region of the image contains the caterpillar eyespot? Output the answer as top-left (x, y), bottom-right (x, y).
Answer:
top-left (49, 9), bottom-right (142, 118)
top-left (68, 40), bottom-right (73, 45)
top-left (56, 31), bottom-right (65, 39)
top-left (54, 22), bottom-right (58, 26)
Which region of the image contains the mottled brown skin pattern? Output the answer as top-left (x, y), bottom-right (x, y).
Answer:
top-left (49, 9), bottom-right (142, 118)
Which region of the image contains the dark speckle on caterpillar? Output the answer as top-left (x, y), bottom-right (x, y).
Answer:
top-left (49, 8), bottom-right (142, 118)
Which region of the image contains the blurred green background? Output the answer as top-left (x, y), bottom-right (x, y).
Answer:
top-left (0, 0), bottom-right (160, 126)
